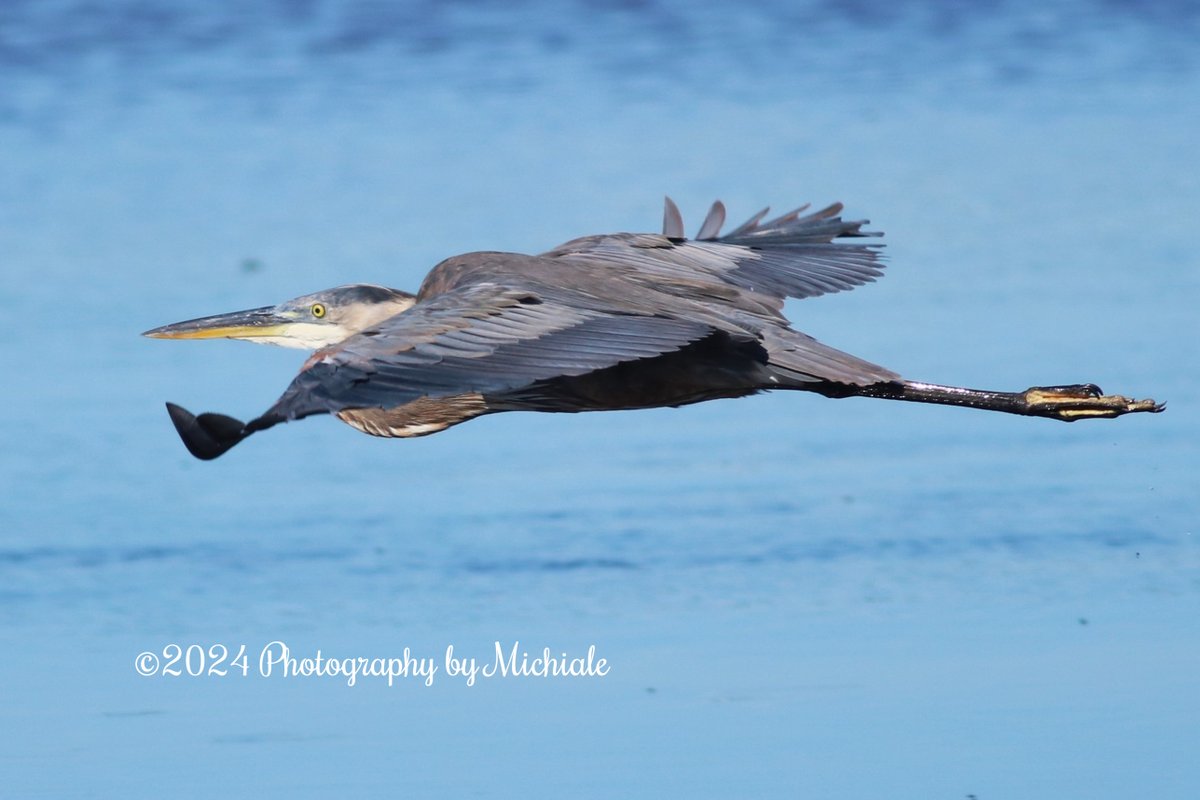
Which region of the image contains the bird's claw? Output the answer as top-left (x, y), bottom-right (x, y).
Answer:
top-left (1022, 384), bottom-right (1165, 421)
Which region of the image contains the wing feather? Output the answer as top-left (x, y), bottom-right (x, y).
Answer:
top-left (695, 200), bottom-right (726, 240)
top-left (662, 196), bottom-right (685, 239)
top-left (545, 199), bottom-right (885, 306)
top-left (263, 283), bottom-right (715, 422)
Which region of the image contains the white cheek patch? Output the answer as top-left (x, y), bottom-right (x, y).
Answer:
top-left (247, 335), bottom-right (315, 349)
top-left (245, 322), bottom-right (340, 349)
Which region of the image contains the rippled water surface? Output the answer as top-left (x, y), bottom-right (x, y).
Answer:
top-left (2, 1), bottom-right (1198, 797)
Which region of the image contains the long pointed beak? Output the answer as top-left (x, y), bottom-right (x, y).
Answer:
top-left (142, 305), bottom-right (295, 340)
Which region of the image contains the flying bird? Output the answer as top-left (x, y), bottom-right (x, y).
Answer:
top-left (144, 198), bottom-right (1162, 460)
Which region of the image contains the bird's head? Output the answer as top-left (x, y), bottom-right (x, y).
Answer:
top-left (143, 284), bottom-right (416, 350)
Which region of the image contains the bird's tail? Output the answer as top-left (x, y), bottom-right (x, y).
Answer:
top-left (164, 403), bottom-right (263, 460)
top-left (762, 328), bottom-right (900, 387)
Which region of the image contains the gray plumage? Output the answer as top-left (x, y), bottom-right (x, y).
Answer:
top-left (144, 197), bottom-right (1162, 460)
top-left (262, 201), bottom-right (895, 431)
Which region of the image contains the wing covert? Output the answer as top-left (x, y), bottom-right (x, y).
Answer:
top-left (263, 282), bottom-right (716, 421)
top-left (543, 198), bottom-right (885, 305)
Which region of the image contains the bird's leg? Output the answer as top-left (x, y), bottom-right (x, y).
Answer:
top-left (852, 380), bottom-right (1164, 421)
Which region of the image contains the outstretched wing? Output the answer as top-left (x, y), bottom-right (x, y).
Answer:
top-left (259, 281), bottom-right (717, 423)
top-left (543, 198), bottom-right (884, 308)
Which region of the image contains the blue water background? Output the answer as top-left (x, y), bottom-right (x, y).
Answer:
top-left (1, 1), bottom-right (1197, 797)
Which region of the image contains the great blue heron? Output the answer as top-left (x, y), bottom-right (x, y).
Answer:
top-left (145, 198), bottom-right (1162, 460)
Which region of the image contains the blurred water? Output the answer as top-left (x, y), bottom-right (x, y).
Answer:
top-left (1, 1), bottom-right (1198, 798)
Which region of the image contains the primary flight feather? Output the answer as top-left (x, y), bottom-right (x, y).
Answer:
top-left (144, 197), bottom-right (1162, 460)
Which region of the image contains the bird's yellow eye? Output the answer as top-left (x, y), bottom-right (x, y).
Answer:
top-left (311, 303), bottom-right (326, 318)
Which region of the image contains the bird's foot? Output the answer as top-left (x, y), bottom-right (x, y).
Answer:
top-left (1022, 384), bottom-right (1165, 421)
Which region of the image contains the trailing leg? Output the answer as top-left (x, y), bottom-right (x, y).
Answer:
top-left (824, 380), bottom-right (1163, 421)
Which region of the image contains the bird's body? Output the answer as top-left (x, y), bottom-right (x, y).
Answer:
top-left (145, 198), bottom-right (1162, 459)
